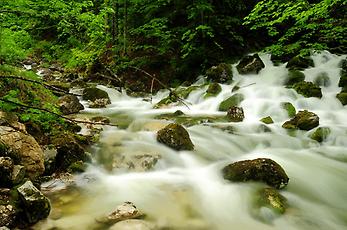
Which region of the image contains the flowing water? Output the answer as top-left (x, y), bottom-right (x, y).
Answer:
top-left (36, 51), bottom-right (347, 230)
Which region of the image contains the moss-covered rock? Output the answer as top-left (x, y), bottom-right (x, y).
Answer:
top-left (292, 81), bottom-right (322, 98)
top-left (285, 70), bottom-right (305, 86)
top-left (82, 87), bottom-right (111, 104)
top-left (286, 55), bottom-right (314, 70)
top-left (206, 63), bottom-right (233, 83)
top-left (310, 127), bottom-right (331, 142)
top-left (17, 180), bottom-right (51, 224)
top-left (282, 110), bottom-right (319, 131)
top-left (57, 95), bottom-right (84, 115)
top-left (226, 106), bottom-right (245, 122)
top-left (281, 102), bottom-right (296, 118)
top-left (314, 72), bottom-right (331, 87)
top-left (254, 187), bottom-right (288, 214)
top-left (205, 83), bottom-right (222, 98)
top-left (260, 116), bottom-right (274, 124)
top-left (218, 94), bottom-right (244, 111)
top-left (222, 158), bottom-right (289, 189)
top-left (154, 86), bottom-right (202, 108)
top-left (237, 54), bottom-right (265, 74)
top-left (338, 71), bottom-right (347, 87)
top-left (336, 92), bottom-right (347, 105)
top-left (157, 123), bottom-right (194, 151)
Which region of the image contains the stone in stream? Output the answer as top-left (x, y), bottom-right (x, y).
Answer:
top-left (222, 158), bottom-right (289, 189)
top-left (286, 55), bottom-right (314, 70)
top-left (218, 93), bottom-right (244, 111)
top-left (336, 92), bottom-right (347, 105)
top-left (281, 102), bottom-right (296, 118)
top-left (206, 63), bottom-right (233, 83)
top-left (292, 81), bottom-right (322, 98)
top-left (236, 53), bottom-right (265, 74)
top-left (285, 70), bottom-right (305, 86)
top-left (82, 87), bottom-right (111, 107)
top-left (310, 127), bottom-right (331, 143)
top-left (282, 110), bottom-right (319, 131)
top-left (260, 116), bottom-right (274, 124)
top-left (57, 95), bottom-right (84, 115)
top-left (314, 72), bottom-right (331, 87)
top-left (205, 82), bottom-right (222, 98)
top-left (109, 220), bottom-right (156, 230)
top-left (157, 123), bottom-right (194, 151)
top-left (226, 106), bottom-right (244, 122)
top-left (17, 180), bottom-right (51, 224)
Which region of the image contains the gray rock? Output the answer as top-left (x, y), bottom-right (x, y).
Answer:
top-left (97, 202), bottom-right (143, 225)
top-left (157, 123), bottom-right (194, 151)
top-left (82, 87), bottom-right (111, 104)
top-left (17, 180), bottom-right (51, 224)
top-left (236, 54), bottom-right (265, 74)
top-left (57, 95), bottom-right (84, 115)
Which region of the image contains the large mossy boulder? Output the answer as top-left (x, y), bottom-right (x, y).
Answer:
top-left (226, 106), bottom-right (245, 122)
top-left (281, 102), bottom-right (296, 118)
top-left (285, 70), bottom-right (305, 86)
top-left (292, 81), bottom-right (322, 98)
top-left (82, 87), bottom-right (111, 106)
top-left (236, 54), bottom-right (265, 75)
top-left (157, 123), bottom-right (194, 151)
top-left (218, 94), bottom-right (244, 111)
top-left (57, 95), bottom-right (84, 115)
top-left (282, 110), bottom-right (319, 131)
top-left (222, 158), bottom-right (289, 189)
top-left (205, 83), bottom-right (222, 98)
top-left (336, 92), bottom-right (347, 105)
top-left (206, 63), bottom-right (233, 83)
top-left (310, 127), bottom-right (331, 142)
top-left (17, 180), bottom-right (51, 224)
top-left (286, 55), bottom-right (314, 70)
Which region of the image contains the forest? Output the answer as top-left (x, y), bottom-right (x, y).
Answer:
top-left (0, 0), bottom-right (346, 229)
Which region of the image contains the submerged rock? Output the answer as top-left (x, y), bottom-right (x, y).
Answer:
top-left (57, 95), bottom-right (84, 115)
top-left (260, 116), bottom-right (274, 124)
top-left (157, 123), bottom-right (194, 151)
top-left (89, 98), bottom-right (111, 108)
top-left (205, 83), bottom-right (222, 98)
top-left (285, 70), bottom-right (305, 86)
top-left (226, 106), bottom-right (244, 122)
top-left (336, 92), bottom-right (347, 105)
top-left (282, 110), bottom-right (319, 131)
top-left (206, 63), bottom-right (233, 83)
top-left (109, 219), bottom-right (156, 230)
top-left (314, 72), bottom-right (331, 87)
top-left (281, 102), bottom-right (296, 118)
top-left (218, 93), bottom-right (244, 111)
top-left (292, 81), bottom-right (322, 98)
top-left (286, 55), bottom-right (314, 70)
top-left (17, 180), bottom-right (51, 224)
top-left (310, 127), bottom-right (331, 142)
top-left (222, 158), bottom-right (289, 189)
top-left (236, 54), bottom-right (265, 74)
top-left (254, 187), bottom-right (287, 214)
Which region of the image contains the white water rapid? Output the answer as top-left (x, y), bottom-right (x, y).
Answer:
top-left (37, 51), bottom-right (347, 230)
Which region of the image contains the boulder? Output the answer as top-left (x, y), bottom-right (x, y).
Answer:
top-left (17, 180), bottom-right (51, 224)
top-left (0, 126), bottom-right (44, 179)
top-left (218, 94), bottom-right (244, 111)
top-left (0, 157), bottom-right (13, 187)
top-left (285, 70), bottom-right (305, 86)
top-left (109, 220), bottom-right (156, 230)
top-left (157, 123), bottom-right (194, 151)
top-left (282, 110), bottom-right (319, 131)
top-left (206, 63), bottom-right (233, 83)
top-left (89, 98), bottom-right (111, 108)
top-left (314, 72), bottom-right (331, 87)
top-left (236, 54), bottom-right (265, 74)
top-left (260, 116), bottom-right (274, 124)
top-left (310, 127), bottom-right (331, 143)
top-left (57, 95), bottom-right (84, 115)
top-left (205, 83), bottom-right (222, 98)
top-left (281, 102), bottom-right (296, 118)
top-left (226, 106), bottom-right (244, 122)
top-left (222, 158), bottom-right (289, 189)
top-left (286, 55), bottom-right (314, 70)
top-left (292, 81), bottom-right (322, 98)
top-left (336, 92), bottom-right (347, 105)
top-left (0, 205), bottom-right (16, 228)
top-left (97, 202), bottom-right (143, 226)
top-left (82, 87), bottom-right (111, 104)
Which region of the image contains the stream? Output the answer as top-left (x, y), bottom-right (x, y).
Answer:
top-left (35, 51), bottom-right (347, 230)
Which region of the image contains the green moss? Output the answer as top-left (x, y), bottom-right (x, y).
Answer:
top-left (281, 102), bottom-right (296, 118)
top-left (218, 94), bottom-right (244, 111)
top-left (260, 116), bottom-right (274, 124)
top-left (336, 92), bottom-right (347, 105)
top-left (255, 187), bottom-right (287, 214)
top-left (204, 83), bottom-right (222, 98)
top-left (282, 110), bottom-right (319, 131)
top-left (286, 55), bottom-right (314, 70)
top-left (310, 127), bottom-right (331, 142)
top-left (292, 81), bottom-right (322, 98)
top-left (285, 70), bottom-right (305, 86)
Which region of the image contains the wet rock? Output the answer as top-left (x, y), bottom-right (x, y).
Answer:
top-left (218, 94), bottom-right (244, 111)
top-left (255, 188), bottom-right (287, 214)
top-left (91, 116), bottom-right (110, 124)
top-left (205, 83), bottom-right (222, 98)
top-left (285, 70), bottom-right (305, 86)
top-left (157, 123), bottom-right (194, 151)
top-left (0, 126), bottom-right (45, 179)
top-left (292, 81), bottom-right (322, 98)
top-left (336, 92), bottom-right (347, 105)
top-left (97, 202), bottom-right (144, 226)
top-left (0, 157), bottom-right (13, 187)
top-left (82, 87), bottom-right (111, 105)
top-left (236, 53), bottom-right (265, 74)
top-left (109, 219), bottom-right (156, 230)
top-left (282, 110), bottom-right (319, 131)
top-left (222, 158), bottom-right (289, 189)
top-left (314, 72), bottom-right (331, 87)
top-left (286, 55), bottom-right (314, 70)
top-left (112, 154), bottom-right (160, 172)
top-left (206, 63), bottom-right (233, 83)
top-left (226, 106), bottom-right (244, 122)
top-left (67, 160), bottom-right (87, 173)
top-left (260, 116), bottom-right (274, 124)
top-left (154, 85), bottom-right (202, 108)
top-left (281, 102), bottom-right (296, 118)
top-left (89, 98), bottom-right (111, 108)
top-left (0, 205), bottom-right (16, 228)
top-left (11, 165), bottom-right (26, 185)
top-left (17, 180), bottom-right (51, 224)
top-left (57, 95), bottom-right (84, 115)
top-left (173, 110), bottom-right (184, 116)
top-left (338, 72), bottom-right (347, 88)
top-left (310, 127), bottom-right (331, 143)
